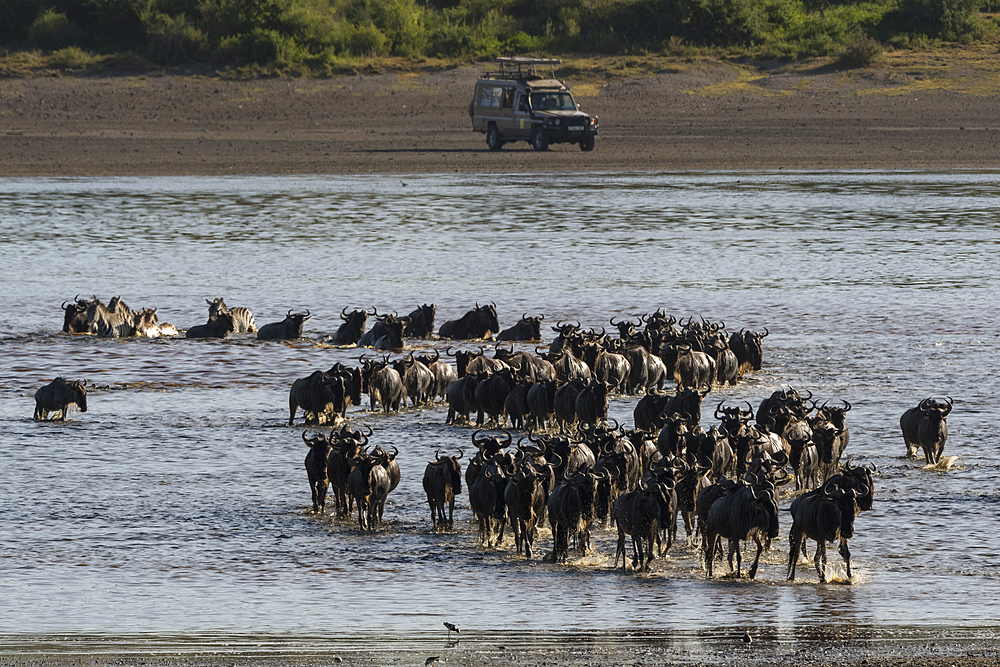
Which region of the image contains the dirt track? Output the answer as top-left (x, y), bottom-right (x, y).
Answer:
top-left (1, 60), bottom-right (999, 176)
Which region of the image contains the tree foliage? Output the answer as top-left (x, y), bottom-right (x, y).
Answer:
top-left (0, 0), bottom-right (992, 67)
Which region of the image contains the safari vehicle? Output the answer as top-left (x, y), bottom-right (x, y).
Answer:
top-left (469, 57), bottom-right (599, 152)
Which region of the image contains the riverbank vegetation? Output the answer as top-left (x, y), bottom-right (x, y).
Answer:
top-left (1, 0), bottom-right (999, 76)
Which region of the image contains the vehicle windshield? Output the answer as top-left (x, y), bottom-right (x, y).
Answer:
top-left (530, 92), bottom-right (576, 111)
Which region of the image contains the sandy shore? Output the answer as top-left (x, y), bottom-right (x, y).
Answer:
top-left (2, 56), bottom-right (1000, 177)
top-left (1, 640), bottom-right (999, 667)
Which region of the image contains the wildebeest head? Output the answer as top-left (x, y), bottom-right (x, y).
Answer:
top-left (919, 396), bottom-right (953, 421)
top-left (67, 378), bottom-right (88, 412)
top-left (609, 316), bottom-right (640, 340)
top-left (62, 296), bottom-right (93, 333)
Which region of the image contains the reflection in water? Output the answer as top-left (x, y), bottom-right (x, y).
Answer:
top-left (1, 171), bottom-right (999, 654)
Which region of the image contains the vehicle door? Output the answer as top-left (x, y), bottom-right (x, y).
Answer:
top-left (495, 85), bottom-right (519, 137)
top-left (511, 91), bottom-right (532, 140)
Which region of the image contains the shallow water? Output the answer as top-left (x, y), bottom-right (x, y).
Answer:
top-left (1, 171), bottom-right (998, 655)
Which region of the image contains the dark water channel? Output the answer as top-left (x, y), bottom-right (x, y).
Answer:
top-left (1, 171), bottom-right (998, 657)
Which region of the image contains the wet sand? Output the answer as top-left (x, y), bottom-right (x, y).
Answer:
top-left (1, 58), bottom-right (999, 176)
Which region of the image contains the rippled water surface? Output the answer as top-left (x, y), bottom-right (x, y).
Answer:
top-left (1, 171), bottom-right (999, 655)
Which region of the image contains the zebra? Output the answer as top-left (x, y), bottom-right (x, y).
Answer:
top-left (86, 295), bottom-right (136, 337)
top-left (206, 297), bottom-right (257, 333)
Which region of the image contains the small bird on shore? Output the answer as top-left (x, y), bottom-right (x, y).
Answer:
top-left (743, 630), bottom-right (753, 646)
top-left (425, 657), bottom-right (440, 666)
top-left (444, 621), bottom-right (460, 639)
top-left (332, 655), bottom-right (342, 665)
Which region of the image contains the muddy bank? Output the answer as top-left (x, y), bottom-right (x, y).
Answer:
top-left (1, 60), bottom-right (999, 176)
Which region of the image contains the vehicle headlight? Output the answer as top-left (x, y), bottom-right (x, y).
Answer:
top-left (546, 118), bottom-right (561, 126)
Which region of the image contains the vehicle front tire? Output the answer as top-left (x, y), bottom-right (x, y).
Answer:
top-left (487, 124), bottom-right (503, 151)
top-left (580, 135), bottom-right (595, 152)
top-left (531, 127), bottom-right (550, 151)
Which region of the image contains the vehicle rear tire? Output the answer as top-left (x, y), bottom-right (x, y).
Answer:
top-left (531, 127), bottom-right (550, 151)
top-left (580, 135), bottom-right (595, 152)
top-left (487, 124), bottom-right (503, 151)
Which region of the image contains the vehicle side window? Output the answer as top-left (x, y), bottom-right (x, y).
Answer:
top-left (517, 95), bottom-right (528, 112)
top-left (501, 88), bottom-right (514, 109)
top-left (479, 86), bottom-right (503, 108)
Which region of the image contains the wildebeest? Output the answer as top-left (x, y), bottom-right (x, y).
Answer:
top-left (525, 379), bottom-right (558, 431)
top-left (392, 353), bottom-right (435, 407)
top-left (328, 307), bottom-right (371, 346)
top-left (729, 327), bottom-right (768, 375)
top-left (547, 468), bottom-right (606, 562)
top-left (423, 449), bottom-right (464, 528)
top-left (61, 296), bottom-right (92, 334)
top-left (613, 480), bottom-right (672, 572)
top-left (302, 432), bottom-right (335, 513)
top-left (288, 369), bottom-right (347, 425)
top-left (665, 342), bottom-right (716, 391)
top-left (445, 374), bottom-right (480, 424)
top-left (439, 303), bottom-right (500, 340)
top-left (496, 313), bottom-right (544, 342)
top-left (504, 460), bottom-right (549, 558)
top-left (415, 350), bottom-right (457, 402)
top-left (257, 310), bottom-right (310, 340)
top-left (347, 449), bottom-right (392, 531)
top-left (373, 314), bottom-right (408, 351)
top-left (474, 367), bottom-right (516, 426)
top-left (900, 396), bottom-right (953, 464)
top-left (787, 479), bottom-right (866, 582)
top-left (469, 457), bottom-right (510, 548)
top-left (326, 425), bottom-right (369, 517)
top-left (404, 304), bottom-right (437, 338)
top-left (703, 476), bottom-right (780, 580)
top-left (33, 377), bottom-right (88, 421)
top-left (574, 379), bottom-right (610, 429)
top-left (186, 311), bottom-right (236, 339)
top-left (358, 358), bottom-right (404, 413)
top-left (206, 297), bottom-right (256, 333)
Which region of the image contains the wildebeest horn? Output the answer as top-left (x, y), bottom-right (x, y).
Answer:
top-left (715, 400), bottom-right (726, 420)
top-left (287, 309), bottom-right (293, 318)
top-left (455, 448), bottom-right (464, 460)
top-left (62, 300), bottom-right (70, 310)
top-left (303, 309), bottom-right (311, 319)
top-left (206, 298), bottom-right (212, 306)
top-left (435, 449), bottom-right (441, 461)
top-left (762, 327), bottom-right (769, 337)
top-left (501, 429), bottom-right (513, 445)
top-left (472, 429), bottom-right (487, 447)
top-left (340, 306), bottom-right (349, 320)
top-left (609, 316), bottom-right (621, 327)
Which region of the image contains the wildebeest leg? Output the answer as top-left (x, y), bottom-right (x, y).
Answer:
top-left (748, 536), bottom-right (764, 580)
top-left (357, 499), bottom-right (367, 531)
top-left (839, 538), bottom-right (852, 579)
top-left (814, 540), bottom-right (827, 583)
top-left (705, 531), bottom-right (717, 577)
top-left (511, 518), bottom-right (522, 554)
top-left (788, 526), bottom-right (803, 581)
top-left (615, 528), bottom-right (626, 571)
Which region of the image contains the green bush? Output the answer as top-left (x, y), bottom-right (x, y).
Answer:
top-left (837, 25), bottom-right (882, 65)
top-left (144, 12), bottom-right (209, 64)
top-left (28, 9), bottom-right (83, 51)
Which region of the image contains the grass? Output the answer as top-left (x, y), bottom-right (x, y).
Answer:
top-left (1, 45), bottom-right (1000, 100)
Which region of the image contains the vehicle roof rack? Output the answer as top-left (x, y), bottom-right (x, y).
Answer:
top-left (482, 57), bottom-right (563, 81)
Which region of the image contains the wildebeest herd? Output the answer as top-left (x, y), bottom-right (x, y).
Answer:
top-left (41, 297), bottom-right (954, 583)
